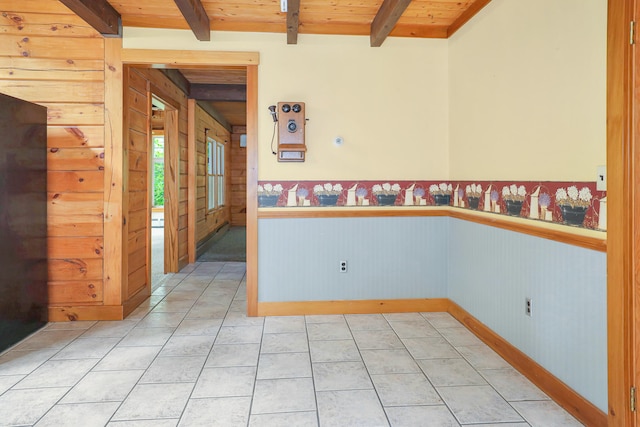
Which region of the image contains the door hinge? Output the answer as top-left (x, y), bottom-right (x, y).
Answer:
top-left (632, 386), bottom-right (637, 412)
top-left (631, 21), bottom-right (636, 45)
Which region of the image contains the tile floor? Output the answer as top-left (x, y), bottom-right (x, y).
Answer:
top-left (0, 262), bottom-right (584, 426)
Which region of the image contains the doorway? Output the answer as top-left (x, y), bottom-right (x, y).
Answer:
top-left (150, 96), bottom-right (167, 288)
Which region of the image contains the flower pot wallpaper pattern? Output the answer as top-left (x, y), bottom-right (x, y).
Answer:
top-left (257, 180), bottom-right (607, 230)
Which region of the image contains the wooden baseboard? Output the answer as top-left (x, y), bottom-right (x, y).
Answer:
top-left (48, 305), bottom-right (124, 321)
top-left (447, 302), bottom-right (607, 427)
top-left (257, 298), bottom-right (450, 316)
top-left (123, 287), bottom-right (151, 318)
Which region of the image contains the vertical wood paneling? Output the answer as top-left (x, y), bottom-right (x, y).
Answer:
top-left (230, 125), bottom-right (246, 226)
top-left (194, 104), bottom-right (231, 246)
top-left (0, 0), bottom-right (107, 314)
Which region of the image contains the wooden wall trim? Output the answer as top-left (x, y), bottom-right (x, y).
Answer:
top-left (103, 38), bottom-right (124, 306)
top-left (246, 64), bottom-right (258, 316)
top-left (448, 302), bottom-right (607, 427)
top-left (257, 298), bottom-right (450, 316)
top-left (48, 305), bottom-right (123, 321)
top-left (258, 207), bottom-right (606, 252)
top-left (121, 49), bottom-right (259, 67)
top-left (187, 99), bottom-right (197, 263)
top-left (607, 0), bottom-right (636, 425)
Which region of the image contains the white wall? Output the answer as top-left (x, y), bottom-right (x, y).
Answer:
top-left (448, 0), bottom-right (607, 181)
top-left (123, 29), bottom-right (450, 181)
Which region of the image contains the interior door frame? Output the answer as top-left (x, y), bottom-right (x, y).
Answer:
top-left (120, 49), bottom-right (260, 315)
top-left (608, 0), bottom-right (637, 425)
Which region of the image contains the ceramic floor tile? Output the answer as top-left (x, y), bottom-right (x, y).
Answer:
top-left (383, 313), bottom-right (426, 322)
top-left (139, 356), bottom-right (206, 384)
top-left (215, 325), bottom-right (263, 344)
top-left (402, 337), bottom-right (461, 360)
top-left (93, 346), bottom-right (161, 371)
top-left (51, 337), bottom-right (120, 360)
top-left (205, 343), bottom-right (261, 367)
top-left (345, 314), bottom-right (392, 331)
top-left (307, 322), bottom-right (353, 341)
top-left (13, 358), bottom-right (97, 389)
top-left (151, 299), bottom-right (197, 313)
top-left (418, 358), bottom-right (487, 386)
top-left (108, 420), bottom-right (178, 427)
top-left (0, 348), bottom-right (58, 375)
top-left (361, 349), bottom-right (421, 375)
top-left (159, 335), bottom-right (215, 357)
top-left (263, 316), bottom-right (306, 334)
top-left (316, 389), bottom-right (389, 427)
top-left (222, 312), bottom-right (265, 327)
top-left (45, 321), bottom-right (97, 331)
top-left (439, 327), bottom-right (484, 347)
top-left (61, 370), bottom-right (144, 403)
top-left (385, 405), bottom-right (460, 427)
top-left (249, 411), bottom-right (318, 427)
top-left (420, 313), bottom-right (462, 329)
top-left (437, 385), bottom-right (524, 425)
top-left (0, 375), bottom-right (24, 394)
top-left (511, 400), bottom-right (583, 426)
top-left (457, 345), bottom-right (512, 370)
top-left (372, 373), bottom-right (442, 406)
top-left (12, 329), bottom-right (85, 351)
top-left (261, 332), bottom-right (309, 353)
top-left (480, 368), bottom-right (550, 402)
top-left (312, 361), bottom-right (373, 391)
top-left (112, 383), bottom-right (194, 421)
top-left (173, 318), bottom-right (222, 336)
top-left (304, 314), bottom-right (346, 324)
top-left (186, 304), bottom-right (229, 319)
top-left (0, 387), bottom-right (69, 426)
top-left (352, 329), bottom-right (405, 350)
top-left (251, 378), bottom-right (316, 414)
top-left (34, 402), bottom-right (119, 427)
top-left (192, 366), bottom-right (256, 398)
top-left (178, 396), bottom-right (251, 426)
top-left (81, 320), bottom-right (138, 338)
top-left (118, 327), bottom-right (175, 347)
top-left (257, 352), bottom-right (311, 379)
top-left (136, 312), bottom-right (186, 328)
top-left (309, 339), bottom-right (361, 363)
top-left (389, 320), bottom-right (440, 339)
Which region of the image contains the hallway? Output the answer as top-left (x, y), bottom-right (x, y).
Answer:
top-left (0, 262), bottom-right (582, 426)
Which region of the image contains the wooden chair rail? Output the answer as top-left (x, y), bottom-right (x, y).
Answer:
top-left (257, 206), bottom-right (606, 252)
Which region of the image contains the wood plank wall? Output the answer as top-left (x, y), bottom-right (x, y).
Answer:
top-left (0, 1), bottom-right (107, 313)
top-left (124, 67), bottom-right (150, 301)
top-left (230, 126), bottom-right (247, 227)
top-left (134, 68), bottom-right (190, 269)
top-left (195, 105), bottom-right (231, 246)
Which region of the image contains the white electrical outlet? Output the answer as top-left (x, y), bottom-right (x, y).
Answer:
top-left (597, 165), bottom-right (606, 191)
top-left (525, 298), bottom-right (532, 317)
top-left (339, 260), bottom-right (347, 273)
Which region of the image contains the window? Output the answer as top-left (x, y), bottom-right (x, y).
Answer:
top-left (207, 137), bottom-right (225, 210)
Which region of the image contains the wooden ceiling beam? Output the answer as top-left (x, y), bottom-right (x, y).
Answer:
top-left (189, 84), bottom-right (246, 102)
top-left (59, 0), bottom-right (122, 37)
top-left (197, 101), bottom-right (232, 132)
top-left (173, 0), bottom-right (211, 41)
top-left (286, 0), bottom-right (301, 45)
top-left (370, 0), bottom-right (412, 47)
top-left (447, 0), bottom-right (492, 37)
top-left (159, 69), bottom-right (191, 97)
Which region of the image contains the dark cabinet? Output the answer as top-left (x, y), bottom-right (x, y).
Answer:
top-left (0, 93), bottom-right (48, 352)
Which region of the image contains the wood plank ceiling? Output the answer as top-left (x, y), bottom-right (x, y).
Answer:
top-left (61, 0), bottom-right (491, 126)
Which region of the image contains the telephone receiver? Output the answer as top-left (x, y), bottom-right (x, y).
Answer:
top-left (268, 105), bottom-right (278, 122)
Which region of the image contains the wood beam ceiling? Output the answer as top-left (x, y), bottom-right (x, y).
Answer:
top-left (287, 0), bottom-right (301, 45)
top-left (173, 0), bottom-right (210, 41)
top-left (189, 84), bottom-right (246, 102)
top-left (370, 0), bottom-right (413, 47)
top-left (59, 0), bottom-right (122, 37)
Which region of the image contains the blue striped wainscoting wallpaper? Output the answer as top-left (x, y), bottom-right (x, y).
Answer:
top-left (258, 217), bottom-right (449, 302)
top-left (257, 216), bottom-right (607, 412)
top-left (447, 218), bottom-right (607, 412)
